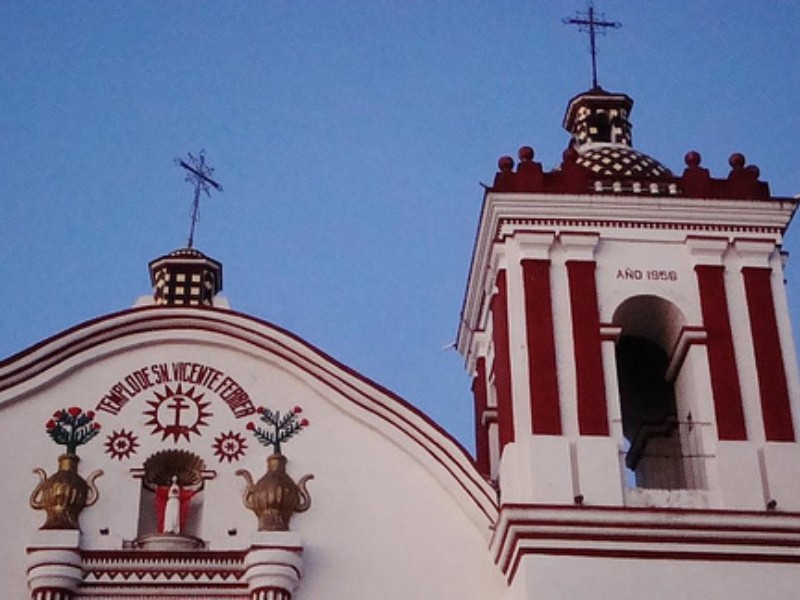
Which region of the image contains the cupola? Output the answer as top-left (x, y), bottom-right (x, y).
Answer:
top-left (563, 87), bottom-right (672, 179)
top-left (148, 247), bottom-right (222, 307)
top-left (563, 87), bottom-right (633, 148)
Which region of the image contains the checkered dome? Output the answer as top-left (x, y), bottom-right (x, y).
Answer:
top-left (575, 143), bottom-right (673, 179)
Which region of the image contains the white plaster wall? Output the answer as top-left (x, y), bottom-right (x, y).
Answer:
top-left (594, 238), bottom-right (702, 328)
top-left (518, 554), bottom-right (800, 600)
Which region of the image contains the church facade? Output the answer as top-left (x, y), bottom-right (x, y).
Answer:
top-left (2, 85), bottom-right (800, 599)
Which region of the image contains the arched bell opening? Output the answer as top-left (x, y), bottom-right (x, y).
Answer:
top-left (613, 295), bottom-right (705, 490)
top-left (587, 111), bottom-right (612, 143)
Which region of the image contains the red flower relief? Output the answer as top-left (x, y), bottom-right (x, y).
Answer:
top-left (246, 422), bottom-right (255, 430)
top-left (293, 406), bottom-right (303, 414)
top-left (68, 406), bottom-right (81, 417)
top-left (300, 419), bottom-right (309, 427)
top-left (45, 419), bottom-right (56, 430)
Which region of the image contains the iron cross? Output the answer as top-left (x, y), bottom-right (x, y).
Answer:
top-left (563, 1), bottom-right (621, 89)
top-left (176, 150), bottom-right (223, 249)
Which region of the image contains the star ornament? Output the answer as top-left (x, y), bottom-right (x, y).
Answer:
top-left (212, 430), bottom-right (248, 463)
top-left (144, 384), bottom-right (212, 443)
top-left (105, 429), bottom-right (140, 460)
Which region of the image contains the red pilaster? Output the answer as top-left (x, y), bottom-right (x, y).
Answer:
top-left (742, 267), bottom-right (794, 441)
top-left (566, 260), bottom-right (608, 435)
top-left (694, 265), bottom-right (747, 440)
top-left (472, 357), bottom-right (491, 476)
top-left (522, 259), bottom-right (561, 434)
top-left (492, 270), bottom-right (515, 449)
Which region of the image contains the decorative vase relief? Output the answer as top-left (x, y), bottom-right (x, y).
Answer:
top-left (237, 406), bottom-right (313, 531)
top-left (30, 407), bottom-right (103, 529)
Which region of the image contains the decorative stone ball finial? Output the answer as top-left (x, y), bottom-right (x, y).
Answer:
top-left (498, 155), bottom-right (515, 172)
top-left (729, 152), bottom-right (746, 170)
top-left (518, 146), bottom-right (535, 162)
top-left (684, 151), bottom-right (702, 168)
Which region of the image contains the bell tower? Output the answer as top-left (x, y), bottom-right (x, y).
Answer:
top-left (458, 88), bottom-right (800, 594)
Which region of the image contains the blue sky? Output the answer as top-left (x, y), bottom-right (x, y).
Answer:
top-left (2, 2), bottom-right (799, 451)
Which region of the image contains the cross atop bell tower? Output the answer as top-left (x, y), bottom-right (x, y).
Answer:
top-left (563, 1), bottom-right (621, 89)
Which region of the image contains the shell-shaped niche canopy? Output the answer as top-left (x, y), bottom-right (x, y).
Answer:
top-left (142, 449), bottom-right (205, 490)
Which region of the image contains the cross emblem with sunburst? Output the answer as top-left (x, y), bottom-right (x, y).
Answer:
top-left (144, 384), bottom-right (213, 443)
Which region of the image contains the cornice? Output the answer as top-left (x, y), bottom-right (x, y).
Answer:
top-left (491, 504), bottom-right (800, 583)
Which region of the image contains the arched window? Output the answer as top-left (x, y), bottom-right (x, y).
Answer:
top-left (613, 295), bottom-right (705, 490)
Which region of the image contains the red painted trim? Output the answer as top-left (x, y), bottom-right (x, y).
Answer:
top-left (506, 546), bottom-right (800, 583)
top-left (497, 501), bottom-right (800, 519)
top-left (495, 514), bottom-right (800, 556)
top-left (81, 548), bottom-right (249, 561)
top-left (743, 267), bottom-right (794, 441)
top-left (522, 260), bottom-right (561, 435)
top-left (493, 217), bottom-right (783, 243)
top-left (695, 265), bottom-right (747, 440)
top-left (472, 357), bottom-right (491, 477)
top-left (566, 261), bottom-right (608, 436)
top-left (491, 271), bottom-right (515, 449)
top-left (1, 307), bottom-right (498, 522)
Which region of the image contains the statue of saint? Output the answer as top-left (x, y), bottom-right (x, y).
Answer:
top-left (153, 476), bottom-right (198, 535)
top-left (162, 476), bottom-right (181, 534)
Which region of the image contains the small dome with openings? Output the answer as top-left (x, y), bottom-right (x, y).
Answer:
top-left (564, 87), bottom-right (673, 180)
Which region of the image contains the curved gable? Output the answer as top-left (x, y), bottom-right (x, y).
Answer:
top-left (1, 307), bottom-right (503, 598)
top-left (1, 307), bottom-right (497, 527)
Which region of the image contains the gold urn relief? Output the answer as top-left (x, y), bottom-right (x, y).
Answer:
top-left (30, 453), bottom-right (102, 530)
top-left (237, 453), bottom-right (313, 531)
top-left (238, 405), bottom-right (314, 531)
top-left (30, 407), bottom-right (103, 529)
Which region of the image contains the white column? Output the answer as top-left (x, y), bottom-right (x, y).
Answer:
top-left (504, 237), bottom-right (533, 437)
top-left (27, 530), bottom-right (83, 600)
top-left (245, 532), bottom-right (304, 600)
top-left (771, 251), bottom-right (800, 440)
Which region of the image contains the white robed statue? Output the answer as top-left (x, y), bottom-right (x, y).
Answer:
top-left (162, 476), bottom-right (181, 534)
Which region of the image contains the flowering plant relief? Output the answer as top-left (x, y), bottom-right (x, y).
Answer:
top-left (46, 407), bottom-right (101, 455)
top-left (247, 405), bottom-right (309, 455)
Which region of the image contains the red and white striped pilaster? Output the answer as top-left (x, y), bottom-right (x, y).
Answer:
top-left (735, 239), bottom-right (794, 442)
top-left (472, 356), bottom-right (491, 477)
top-left (27, 531), bottom-right (82, 600)
top-left (562, 233), bottom-right (608, 436)
top-left (491, 270), bottom-right (515, 451)
top-left (687, 237), bottom-right (747, 440)
top-left (245, 532), bottom-right (304, 600)
top-left (520, 232), bottom-right (561, 436)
